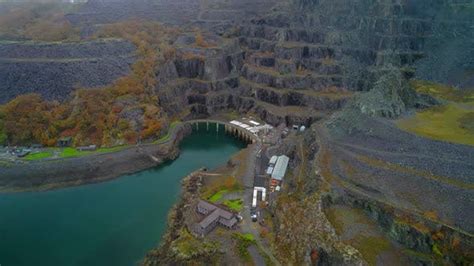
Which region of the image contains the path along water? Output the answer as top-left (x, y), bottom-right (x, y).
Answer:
top-left (0, 125), bottom-right (245, 266)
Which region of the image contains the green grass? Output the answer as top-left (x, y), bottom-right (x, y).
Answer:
top-left (223, 199), bottom-right (243, 212)
top-left (24, 151), bottom-right (53, 161)
top-left (153, 121), bottom-right (181, 144)
top-left (23, 145), bottom-right (129, 161)
top-left (59, 147), bottom-right (88, 158)
top-left (23, 122), bottom-right (180, 161)
top-left (59, 146), bottom-right (129, 158)
top-left (239, 233), bottom-right (255, 242)
top-left (208, 189), bottom-right (228, 203)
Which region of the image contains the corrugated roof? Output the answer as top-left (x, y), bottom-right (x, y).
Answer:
top-left (266, 166), bottom-right (274, 175)
top-left (271, 155), bottom-right (289, 181)
top-left (269, 155), bottom-right (278, 165)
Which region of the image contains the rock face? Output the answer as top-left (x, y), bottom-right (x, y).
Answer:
top-left (291, 0), bottom-right (474, 88)
top-left (353, 69), bottom-right (417, 118)
top-left (147, 0), bottom-right (472, 126)
top-left (0, 39), bottom-right (135, 103)
top-left (67, 0), bottom-right (282, 32)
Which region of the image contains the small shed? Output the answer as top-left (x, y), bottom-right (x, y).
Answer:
top-left (266, 166), bottom-right (274, 175)
top-left (16, 149), bottom-right (31, 158)
top-left (57, 137), bottom-right (72, 147)
top-left (269, 155), bottom-right (278, 165)
top-left (77, 145), bottom-right (97, 152)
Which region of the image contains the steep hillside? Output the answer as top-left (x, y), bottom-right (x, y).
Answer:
top-left (0, 0), bottom-right (472, 264)
top-left (0, 39), bottom-right (135, 103)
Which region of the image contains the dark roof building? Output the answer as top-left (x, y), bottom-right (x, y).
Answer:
top-left (57, 137), bottom-right (72, 147)
top-left (194, 200), bottom-right (238, 236)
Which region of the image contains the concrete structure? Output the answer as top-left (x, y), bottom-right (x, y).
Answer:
top-left (194, 200), bottom-right (238, 236)
top-left (76, 145), bottom-right (97, 151)
top-left (186, 119), bottom-right (257, 144)
top-left (272, 155), bottom-right (289, 181)
top-left (230, 120), bottom-right (273, 137)
top-left (252, 187), bottom-right (267, 208)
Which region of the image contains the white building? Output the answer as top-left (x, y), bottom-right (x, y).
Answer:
top-left (269, 155), bottom-right (278, 165)
top-left (271, 155), bottom-right (289, 181)
top-left (252, 187), bottom-right (267, 208)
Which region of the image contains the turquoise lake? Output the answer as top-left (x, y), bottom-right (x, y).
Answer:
top-left (0, 125), bottom-right (245, 266)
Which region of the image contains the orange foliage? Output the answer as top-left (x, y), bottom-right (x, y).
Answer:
top-left (310, 249), bottom-right (319, 263)
top-left (195, 31), bottom-right (216, 48)
top-left (2, 94), bottom-right (56, 145)
top-left (259, 227), bottom-right (269, 238)
top-left (195, 32), bottom-right (207, 47)
top-left (451, 236), bottom-right (461, 249)
top-left (141, 119), bottom-right (161, 140)
top-left (423, 210), bottom-right (439, 220)
top-left (0, 20), bottom-right (180, 147)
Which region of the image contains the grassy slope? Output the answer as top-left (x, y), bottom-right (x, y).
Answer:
top-left (397, 81), bottom-right (474, 146)
top-left (24, 146), bottom-right (128, 161)
top-left (325, 205), bottom-right (397, 266)
top-left (223, 199), bottom-right (243, 212)
top-left (24, 121), bottom-right (182, 161)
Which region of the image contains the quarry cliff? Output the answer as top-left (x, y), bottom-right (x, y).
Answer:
top-left (0, 0), bottom-right (473, 265)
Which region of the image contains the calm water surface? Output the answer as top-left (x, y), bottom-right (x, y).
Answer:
top-left (0, 125), bottom-right (244, 266)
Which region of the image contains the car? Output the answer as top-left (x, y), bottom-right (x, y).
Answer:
top-left (250, 210), bottom-right (258, 222)
top-left (251, 214), bottom-right (258, 222)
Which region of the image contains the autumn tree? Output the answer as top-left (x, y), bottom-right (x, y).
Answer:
top-left (2, 94), bottom-right (54, 145)
top-left (0, 20), bottom-right (180, 147)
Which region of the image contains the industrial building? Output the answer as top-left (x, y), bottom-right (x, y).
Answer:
top-left (271, 155), bottom-right (289, 181)
top-left (229, 119), bottom-right (273, 136)
top-left (269, 155), bottom-right (278, 165)
top-left (265, 155), bottom-right (289, 192)
top-left (193, 200), bottom-right (238, 236)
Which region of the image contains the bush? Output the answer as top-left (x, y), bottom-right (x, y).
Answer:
top-left (232, 233), bottom-right (256, 261)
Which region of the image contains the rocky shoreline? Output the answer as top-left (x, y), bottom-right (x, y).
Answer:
top-left (142, 169), bottom-right (207, 265)
top-left (0, 123), bottom-right (192, 193)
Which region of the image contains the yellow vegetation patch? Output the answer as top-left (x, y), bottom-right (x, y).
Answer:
top-left (325, 206), bottom-right (393, 266)
top-left (398, 80), bottom-right (474, 147)
top-left (397, 80), bottom-right (474, 145)
top-left (397, 103), bottom-right (474, 146)
top-left (411, 80), bottom-right (474, 102)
